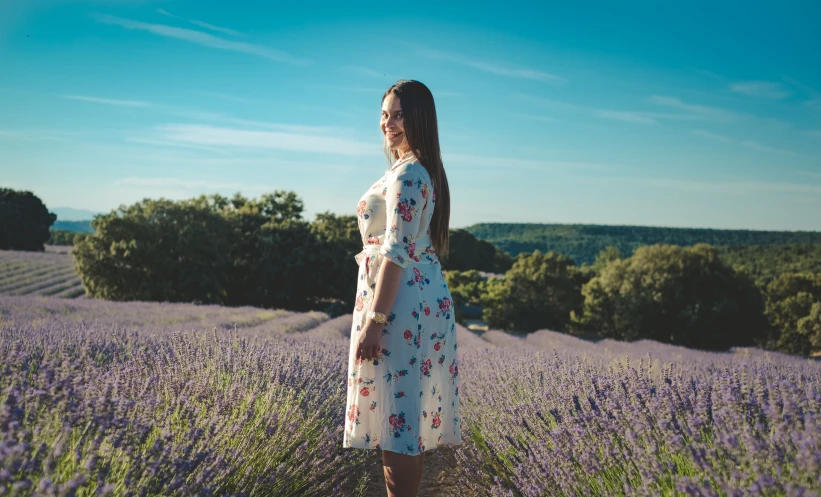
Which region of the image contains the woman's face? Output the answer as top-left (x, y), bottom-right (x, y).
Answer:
top-left (381, 92), bottom-right (410, 154)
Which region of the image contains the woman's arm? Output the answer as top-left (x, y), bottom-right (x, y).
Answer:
top-left (370, 260), bottom-right (403, 320)
top-left (356, 170), bottom-right (426, 361)
top-left (356, 256), bottom-right (404, 362)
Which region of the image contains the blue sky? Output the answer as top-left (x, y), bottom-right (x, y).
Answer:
top-left (1, 0), bottom-right (820, 231)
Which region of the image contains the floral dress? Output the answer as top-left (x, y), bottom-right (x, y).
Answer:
top-left (343, 154), bottom-right (462, 455)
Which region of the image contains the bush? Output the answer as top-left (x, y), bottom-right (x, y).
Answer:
top-left (71, 193), bottom-right (362, 312)
top-left (481, 250), bottom-right (587, 332)
top-left (73, 197), bottom-right (233, 304)
top-left (443, 229), bottom-right (512, 272)
top-left (572, 243), bottom-right (768, 350)
top-left (764, 272), bottom-right (821, 356)
top-left (0, 188), bottom-right (56, 251)
top-left (47, 229), bottom-right (90, 246)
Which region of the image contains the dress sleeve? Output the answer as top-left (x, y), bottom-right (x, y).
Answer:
top-left (380, 170), bottom-right (427, 268)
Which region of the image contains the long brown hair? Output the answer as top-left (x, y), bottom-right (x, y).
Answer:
top-left (382, 80), bottom-right (451, 259)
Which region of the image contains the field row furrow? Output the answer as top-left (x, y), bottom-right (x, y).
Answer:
top-left (0, 263), bottom-right (75, 285)
top-left (10, 273), bottom-right (83, 296)
top-left (0, 267), bottom-right (78, 293)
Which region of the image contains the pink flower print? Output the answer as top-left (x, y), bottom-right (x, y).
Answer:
top-left (406, 239), bottom-right (417, 260)
top-left (420, 358), bottom-right (432, 377)
top-left (357, 200), bottom-right (370, 219)
top-left (348, 404), bottom-right (361, 424)
top-left (438, 297), bottom-right (452, 312)
top-left (431, 412), bottom-right (441, 429)
top-left (423, 302), bottom-right (430, 316)
top-left (438, 354), bottom-right (445, 365)
top-left (449, 359), bottom-right (459, 381)
top-left (418, 436), bottom-right (425, 452)
top-left (404, 329), bottom-right (413, 345)
top-left (421, 183), bottom-right (428, 198)
top-left (434, 341), bottom-right (441, 351)
top-left (395, 391), bottom-right (405, 398)
top-left (355, 294), bottom-right (365, 312)
top-left (360, 387), bottom-right (370, 397)
top-left (370, 401), bottom-right (377, 410)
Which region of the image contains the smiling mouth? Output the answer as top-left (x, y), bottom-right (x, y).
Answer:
top-left (386, 131), bottom-right (402, 139)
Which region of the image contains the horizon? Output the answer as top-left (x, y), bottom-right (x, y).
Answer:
top-left (2, 1), bottom-right (820, 231)
top-left (49, 205), bottom-right (821, 234)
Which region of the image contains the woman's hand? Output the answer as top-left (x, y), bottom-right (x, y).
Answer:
top-left (356, 320), bottom-right (383, 361)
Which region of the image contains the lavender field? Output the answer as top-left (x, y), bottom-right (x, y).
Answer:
top-left (1, 293), bottom-right (820, 496)
top-left (0, 248), bottom-right (84, 299)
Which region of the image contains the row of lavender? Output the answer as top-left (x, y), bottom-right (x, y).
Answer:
top-left (0, 249), bottom-right (84, 299)
top-left (2, 294), bottom-right (820, 496)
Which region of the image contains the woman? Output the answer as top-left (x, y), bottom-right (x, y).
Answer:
top-left (343, 80), bottom-right (461, 497)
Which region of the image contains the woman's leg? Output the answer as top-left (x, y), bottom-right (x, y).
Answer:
top-left (382, 450), bottom-right (424, 497)
top-left (416, 452), bottom-right (425, 492)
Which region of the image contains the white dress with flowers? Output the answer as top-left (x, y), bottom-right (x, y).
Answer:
top-left (343, 154), bottom-right (462, 455)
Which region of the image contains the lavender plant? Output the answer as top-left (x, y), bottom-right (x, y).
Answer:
top-left (2, 293), bottom-right (819, 496)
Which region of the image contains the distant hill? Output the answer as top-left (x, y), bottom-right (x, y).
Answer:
top-left (51, 207), bottom-right (100, 221)
top-left (462, 223), bottom-right (821, 266)
top-left (53, 220), bottom-right (94, 233)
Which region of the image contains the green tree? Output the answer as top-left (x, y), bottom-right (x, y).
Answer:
top-left (764, 272), bottom-right (821, 355)
top-left (443, 229), bottom-right (512, 273)
top-left (591, 245), bottom-right (623, 274)
top-left (48, 230), bottom-right (90, 246)
top-left (73, 197), bottom-right (232, 304)
top-left (0, 188), bottom-right (56, 251)
top-left (572, 243), bottom-right (768, 350)
top-left (309, 212), bottom-right (361, 312)
top-left (481, 250), bottom-right (584, 332)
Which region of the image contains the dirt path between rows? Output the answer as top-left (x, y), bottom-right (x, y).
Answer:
top-left (359, 444), bottom-right (470, 497)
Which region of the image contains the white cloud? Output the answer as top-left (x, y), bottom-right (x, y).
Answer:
top-left (115, 176), bottom-right (274, 193)
top-left (648, 95), bottom-right (737, 121)
top-left (0, 129), bottom-right (73, 142)
top-left (730, 81), bottom-right (790, 99)
top-left (416, 48), bottom-right (565, 83)
top-left (507, 112), bottom-right (561, 123)
top-left (154, 124), bottom-right (378, 155)
top-left (692, 129), bottom-right (797, 155)
top-left (63, 94), bottom-right (150, 107)
top-left (91, 13), bottom-right (309, 65)
top-left (514, 93), bottom-right (702, 124)
top-left (594, 110), bottom-right (657, 124)
top-left (639, 177), bottom-right (821, 195)
top-left (157, 8), bottom-right (242, 37)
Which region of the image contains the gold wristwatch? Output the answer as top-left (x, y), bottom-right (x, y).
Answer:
top-left (367, 311), bottom-right (388, 324)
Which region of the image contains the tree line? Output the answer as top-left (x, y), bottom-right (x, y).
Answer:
top-left (446, 245), bottom-right (821, 356)
top-left (3, 187), bottom-right (819, 356)
top-left (465, 222), bottom-right (821, 266)
top-left (0, 187), bottom-right (508, 313)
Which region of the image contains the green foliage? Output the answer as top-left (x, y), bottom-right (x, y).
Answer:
top-left (464, 222), bottom-right (821, 265)
top-left (47, 229), bottom-right (90, 246)
top-left (445, 270), bottom-right (486, 307)
top-left (718, 244), bottom-right (821, 286)
top-left (764, 273), bottom-right (821, 355)
top-left (481, 250), bottom-right (588, 332)
top-left (0, 188), bottom-right (57, 251)
top-left (444, 270), bottom-right (488, 322)
top-left (443, 229), bottom-right (512, 273)
top-left (572, 243), bottom-right (769, 350)
top-left (71, 192), bottom-right (361, 312)
top-left (73, 197), bottom-right (233, 304)
top-left (591, 245), bottom-right (624, 274)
